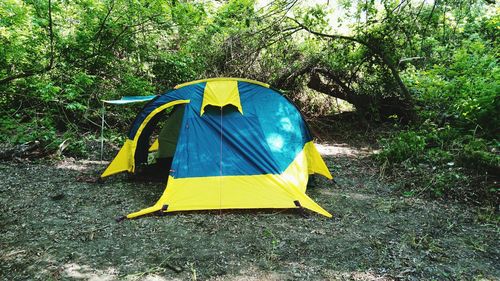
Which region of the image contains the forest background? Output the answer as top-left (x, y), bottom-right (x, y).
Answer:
top-left (0, 0), bottom-right (498, 206)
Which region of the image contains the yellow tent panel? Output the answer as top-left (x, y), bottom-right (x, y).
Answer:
top-left (126, 141), bottom-right (332, 219)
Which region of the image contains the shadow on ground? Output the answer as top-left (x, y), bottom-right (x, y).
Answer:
top-left (0, 142), bottom-right (498, 280)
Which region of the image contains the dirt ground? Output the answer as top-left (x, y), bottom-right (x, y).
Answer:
top-left (0, 142), bottom-right (498, 280)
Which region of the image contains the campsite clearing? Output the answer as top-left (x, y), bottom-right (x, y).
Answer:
top-left (0, 142), bottom-right (498, 280)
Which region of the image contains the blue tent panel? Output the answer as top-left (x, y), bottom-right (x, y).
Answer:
top-left (169, 82), bottom-right (312, 178)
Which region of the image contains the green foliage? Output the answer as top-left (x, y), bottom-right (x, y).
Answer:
top-left (0, 0), bottom-right (215, 156)
top-left (0, 0), bottom-right (498, 210)
top-left (298, 4), bottom-right (329, 31)
top-left (377, 123), bottom-right (498, 201)
top-left (407, 39), bottom-right (499, 137)
top-left (377, 131), bottom-right (426, 163)
top-left (428, 169), bottom-right (467, 197)
top-left (372, 7), bottom-right (499, 203)
top-left (0, 116), bottom-right (58, 150)
top-left (459, 138), bottom-right (500, 173)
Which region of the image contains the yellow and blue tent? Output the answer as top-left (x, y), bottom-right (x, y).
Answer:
top-left (102, 78), bottom-right (333, 219)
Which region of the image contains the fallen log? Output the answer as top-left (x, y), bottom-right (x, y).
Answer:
top-left (0, 141), bottom-right (40, 160)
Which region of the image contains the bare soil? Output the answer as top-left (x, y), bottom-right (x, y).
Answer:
top-left (0, 142), bottom-right (498, 280)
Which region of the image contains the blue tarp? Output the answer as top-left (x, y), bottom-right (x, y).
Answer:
top-left (103, 96), bottom-right (157, 104)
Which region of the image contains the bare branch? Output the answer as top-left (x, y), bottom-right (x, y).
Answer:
top-left (398, 56), bottom-right (425, 65)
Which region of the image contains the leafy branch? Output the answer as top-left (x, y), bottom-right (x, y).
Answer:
top-left (0, 0), bottom-right (55, 85)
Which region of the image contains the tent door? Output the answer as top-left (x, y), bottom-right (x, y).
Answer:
top-left (134, 104), bottom-right (186, 181)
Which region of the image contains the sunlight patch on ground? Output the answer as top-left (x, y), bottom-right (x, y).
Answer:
top-left (209, 266), bottom-right (284, 281)
top-left (141, 275), bottom-right (179, 281)
top-left (63, 263), bottom-right (117, 280)
top-left (315, 143), bottom-right (377, 157)
top-left (322, 269), bottom-right (393, 280)
top-left (56, 159), bottom-right (108, 171)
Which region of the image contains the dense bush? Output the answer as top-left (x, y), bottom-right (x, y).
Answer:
top-left (377, 131), bottom-right (426, 163)
top-left (374, 12), bottom-right (499, 203)
top-left (0, 0), bottom-right (213, 156)
top-left (407, 39), bottom-right (499, 137)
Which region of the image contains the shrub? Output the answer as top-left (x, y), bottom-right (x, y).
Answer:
top-left (459, 138), bottom-right (500, 174)
top-left (376, 130), bottom-right (426, 163)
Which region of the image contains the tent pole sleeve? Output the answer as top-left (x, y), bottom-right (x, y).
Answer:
top-left (100, 101), bottom-right (105, 161)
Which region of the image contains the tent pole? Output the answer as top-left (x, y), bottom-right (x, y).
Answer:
top-left (100, 101), bottom-right (105, 161)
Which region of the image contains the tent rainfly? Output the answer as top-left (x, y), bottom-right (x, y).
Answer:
top-left (101, 78), bottom-right (333, 219)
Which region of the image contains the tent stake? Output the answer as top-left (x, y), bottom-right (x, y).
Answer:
top-left (294, 200), bottom-right (308, 218)
top-left (115, 215), bottom-right (126, 223)
top-left (156, 204), bottom-right (169, 217)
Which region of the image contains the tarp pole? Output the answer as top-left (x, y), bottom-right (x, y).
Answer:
top-left (100, 101), bottom-right (105, 161)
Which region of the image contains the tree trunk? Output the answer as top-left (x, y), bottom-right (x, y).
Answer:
top-left (289, 18), bottom-right (417, 122)
top-left (307, 71), bottom-right (414, 123)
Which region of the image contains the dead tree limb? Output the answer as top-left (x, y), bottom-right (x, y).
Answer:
top-left (288, 18), bottom-right (416, 121)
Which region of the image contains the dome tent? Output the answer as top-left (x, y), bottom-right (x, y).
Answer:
top-left (102, 78), bottom-right (333, 219)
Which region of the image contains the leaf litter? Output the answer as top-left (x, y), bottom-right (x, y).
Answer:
top-left (0, 142), bottom-right (498, 280)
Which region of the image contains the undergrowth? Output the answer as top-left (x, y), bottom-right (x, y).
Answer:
top-left (376, 124), bottom-right (499, 206)
top-left (375, 35), bottom-right (499, 207)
